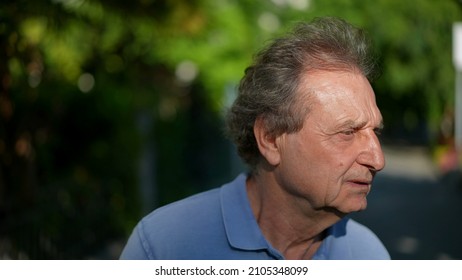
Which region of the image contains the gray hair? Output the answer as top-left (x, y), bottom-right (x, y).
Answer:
top-left (226, 17), bottom-right (379, 170)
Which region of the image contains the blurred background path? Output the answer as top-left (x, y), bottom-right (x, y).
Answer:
top-left (352, 145), bottom-right (462, 260)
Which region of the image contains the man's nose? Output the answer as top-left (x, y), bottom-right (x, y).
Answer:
top-left (357, 130), bottom-right (385, 172)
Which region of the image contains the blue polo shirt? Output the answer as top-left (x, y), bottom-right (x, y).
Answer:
top-left (120, 174), bottom-right (390, 260)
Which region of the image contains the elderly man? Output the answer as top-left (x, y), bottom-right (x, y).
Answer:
top-left (120, 17), bottom-right (389, 260)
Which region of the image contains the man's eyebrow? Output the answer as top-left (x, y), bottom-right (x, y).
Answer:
top-left (336, 120), bottom-right (384, 130)
top-left (336, 120), bottom-right (366, 129)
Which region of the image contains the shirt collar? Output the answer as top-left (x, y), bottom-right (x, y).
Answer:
top-left (220, 173), bottom-right (270, 251)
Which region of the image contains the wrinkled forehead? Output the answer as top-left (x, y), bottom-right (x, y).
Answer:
top-left (298, 70), bottom-right (381, 123)
top-left (298, 69), bottom-right (375, 101)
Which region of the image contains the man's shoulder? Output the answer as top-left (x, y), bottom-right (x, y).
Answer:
top-left (344, 219), bottom-right (382, 242)
top-left (128, 187), bottom-right (227, 259)
top-left (142, 187), bottom-right (222, 229)
top-left (340, 218), bottom-right (390, 259)
top-left (319, 218), bottom-right (389, 259)
top-left (120, 174), bottom-right (250, 259)
top-left (120, 188), bottom-right (225, 259)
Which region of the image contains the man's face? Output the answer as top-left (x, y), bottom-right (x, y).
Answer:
top-left (273, 70), bottom-right (385, 214)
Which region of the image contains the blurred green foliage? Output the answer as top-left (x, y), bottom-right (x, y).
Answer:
top-left (0, 0), bottom-right (461, 259)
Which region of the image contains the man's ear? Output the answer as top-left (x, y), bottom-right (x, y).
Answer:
top-left (254, 117), bottom-right (281, 166)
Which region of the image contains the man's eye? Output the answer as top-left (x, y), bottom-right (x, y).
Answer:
top-left (342, 130), bottom-right (355, 136)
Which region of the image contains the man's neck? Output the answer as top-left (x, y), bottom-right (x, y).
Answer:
top-left (246, 171), bottom-right (343, 259)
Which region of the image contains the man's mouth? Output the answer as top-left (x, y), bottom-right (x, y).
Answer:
top-left (351, 180), bottom-right (371, 185)
top-left (346, 179), bottom-right (372, 189)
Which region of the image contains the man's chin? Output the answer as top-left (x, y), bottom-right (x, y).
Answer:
top-left (323, 199), bottom-right (368, 217)
top-left (351, 200), bottom-right (368, 213)
top-left (339, 200), bottom-right (368, 214)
